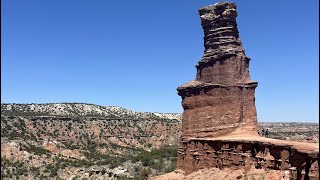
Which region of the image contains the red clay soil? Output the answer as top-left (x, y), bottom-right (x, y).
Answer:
top-left (152, 167), bottom-right (291, 180)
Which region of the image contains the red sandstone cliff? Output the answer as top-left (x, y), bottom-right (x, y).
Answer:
top-left (174, 2), bottom-right (319, 180)
top-left (177, 2), bottom-right (258, 139)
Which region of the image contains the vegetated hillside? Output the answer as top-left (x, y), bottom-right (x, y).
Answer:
top-left (1, 103), bottom-right (318, 179)
top-left (1, 103), bottom-right (181, 120)
top-left (1, 103), bottom-right (181, 180)
top-left (259, 122), bottom-right (319, 143)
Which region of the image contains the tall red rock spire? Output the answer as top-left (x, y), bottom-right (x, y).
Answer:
top-left (177, 2), bottom-right (258, 139)
top-left (175, 3), bottom-right (319, 179)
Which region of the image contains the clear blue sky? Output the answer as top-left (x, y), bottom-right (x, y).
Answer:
top-left (1, 0), bottom-right (319, 122)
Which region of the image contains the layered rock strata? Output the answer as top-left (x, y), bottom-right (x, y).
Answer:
top-left (176, 2), bottom-right (319, 179)
top-left (177, 2), bottom-right (258, 139)
top-left (177, 137), bottom-right (319, 179)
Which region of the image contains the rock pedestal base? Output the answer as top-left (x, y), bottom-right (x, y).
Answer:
top-left (177, 137), bottom-right (319, 180)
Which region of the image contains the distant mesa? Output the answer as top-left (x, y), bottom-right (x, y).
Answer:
top-left (1, 103), bottom-right (182, 121)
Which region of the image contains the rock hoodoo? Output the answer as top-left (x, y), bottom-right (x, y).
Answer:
top-left (177, 2), bottom-right (258, 139)
top-left (176, 2), bottom-right (319, 180)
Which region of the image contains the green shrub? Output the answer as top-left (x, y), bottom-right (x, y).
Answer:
top-left (22, 144), bottom-right (50, 156)
top-left (140, 168), bottom-right (151, 180)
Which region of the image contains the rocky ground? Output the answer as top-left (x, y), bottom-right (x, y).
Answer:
top-left (152, 167), bottom-right (292, 180)
top-left (1, 103), bottom-right (318, 179)
top-left (1, 103), bottom-right (181, 180)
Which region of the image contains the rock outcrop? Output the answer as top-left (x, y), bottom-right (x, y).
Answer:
top-left (176, 2), bottom-right (319, 180)
top-left (177, 136), bottom-right (319, 179)
top-left (178, 1), bottom-right (258, 139)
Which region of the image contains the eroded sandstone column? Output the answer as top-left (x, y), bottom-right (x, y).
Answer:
top-left (175, 3), bottom-right (319, 177)
top-left (177, 2), bottom-right (258, 139)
